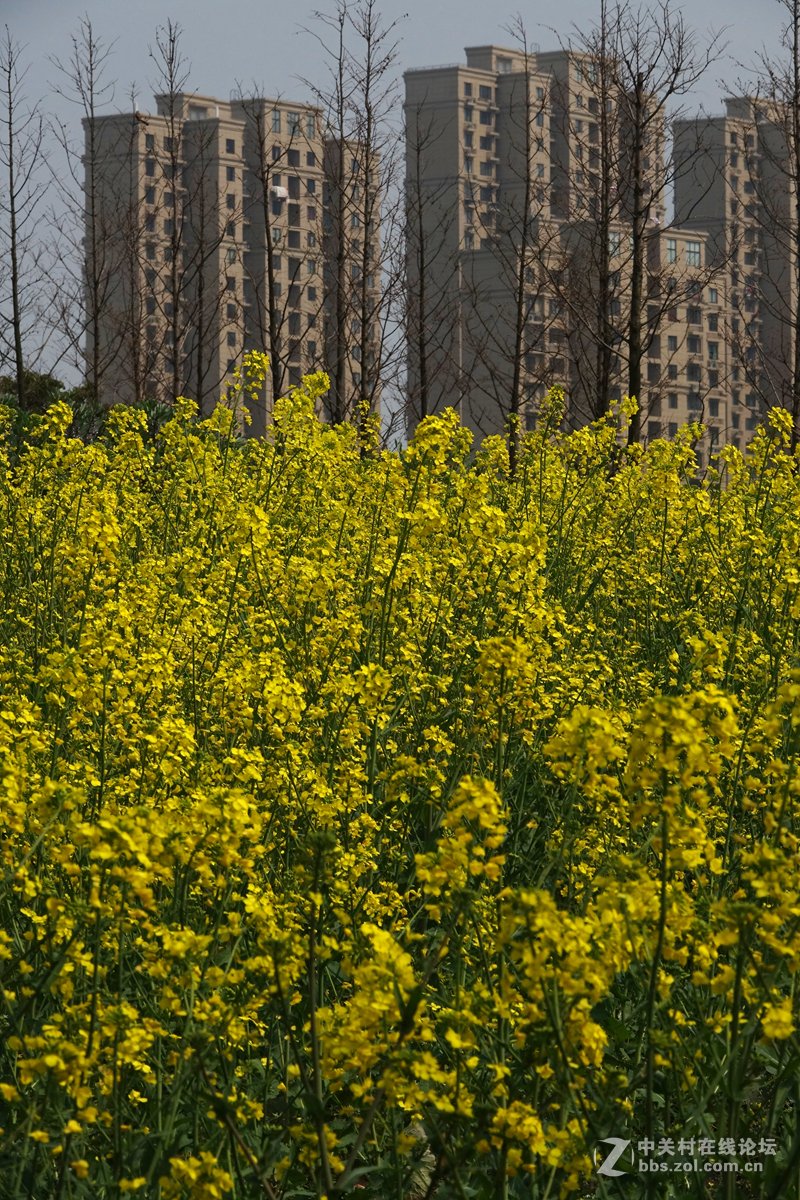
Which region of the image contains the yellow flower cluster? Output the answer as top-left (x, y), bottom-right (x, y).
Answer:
top-left (1, 362), bottom-right (799, 1197)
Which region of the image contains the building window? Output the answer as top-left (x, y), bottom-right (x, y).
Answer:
top-left (271, 109), bottom-right (281, 133)
top-left (685, 240), bottom-right (701, 267)
top-left (227, 331), bottom-right (236, 347)
top-left (708, 341), bottom-right (719, 360)
top-left (708, 287), bottom-right (718, 304)
top-left (145, 159), bottom-right (155, 177)
top-left (648, 421), bottom-right (661, 440)
top-left (307, 206), bottom-right (316, 221)
top-left (464, 232), bottom-right (474, 249)
top-left (146, 243), bottom-right (155, 260)
top-left (226, 359), bottom-right (236, 374)
top-left (226, 194), bottom-right (235, 209)
top-left (668, 364), bottom-right (678, 379)
top-left (226, 276), bottom-right (236, 291)
top-left (306, 113), bottom-right (315, 138)
top-left (164, 218), bottom-right (174, 234)
top-left (224, 166), bottom-right (235, 182)
top-left (465, 156), bottom-right (474, 172)
top-left (307, 232), bottom-right (316, 248)
top-left (668, 393), bottom-right (678, 409)
top-left (163, 136), bottom-right (174, 151)
top-left (464, 82), bottom-right (473, 96)
top-left (308, 286), bottom-right (317, 301)
top-left (288, 111), bottom-right (300, 136)
top-left (226, 138), bottom-right (235, 154)
top-left (668, 422), bottom-right (678, 437)
top-left (226, 248), bottom-right (236, 265)
top-left (667, 335), bottom-right (678, 352)
top-left (145, 214), bottom-right (155, 232)
top-left (609, 231), bottom-right (620, 257)
top-left (479, 85), bottom-right (492, 99)
top-left (479, 110), bottom-right (493, 125)
top-left (666, 237), bottom-right (677, 263)
top-left (732, 412), bottom-right (740, 428)
top-left (272, 145), bottom-right (281, 162)
top-left (227, 222), bottom-right (236, 238)
top-left (687, 307), bottom-right (701, 325)
top-left (709, 397), bottom-right (719, 414)
top-left (307, 258), bottom-right (316, 274)
top-left (536, 112), bottom-right (544, 127)
top-left (272, 228), bottom-right (281, 243)
top-left (227, 303), bottom-right (237, 319)
top-left (145, 133), bottom-right (154, 150)
top-left (464, 106), bottom-right (474, 121)
top-left (288, 230), bottom-right (300, 248)
top-left (144, 186), bottom-right (155, 204)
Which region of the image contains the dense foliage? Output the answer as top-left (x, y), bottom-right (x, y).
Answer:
top-left (2, 355), bottom-right (800, 1200)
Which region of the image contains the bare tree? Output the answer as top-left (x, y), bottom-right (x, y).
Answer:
top-left (0, 27), bottom-right (49, 405)
top-left (455, 26), bottom-right (564, 461)
top-left (48, 17), bottom-right (120, 403)
top-left (609, 0), bottom-right (725, 441)
top-left (234, 88), bottom-right (325, 422)
top-left (141, 21), bottom-right (232, 411)
top-left (303, 0), bottom-right (404, 436)
top-left (549, 2), bottom-right (725, 441)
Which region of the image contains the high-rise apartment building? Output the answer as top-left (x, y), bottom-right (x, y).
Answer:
top-left (85, 90), bottom-right (378, 432)
top-left (674, 98), bottom-right (797, 447)
top-left (404, 44), bottom-right (754, 458)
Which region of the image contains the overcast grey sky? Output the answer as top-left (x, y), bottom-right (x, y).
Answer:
top-left (8, 0), bottom-right (789, 124)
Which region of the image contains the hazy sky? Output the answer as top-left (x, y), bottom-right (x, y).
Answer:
top-left (8, 0), bottom-right (790, 125)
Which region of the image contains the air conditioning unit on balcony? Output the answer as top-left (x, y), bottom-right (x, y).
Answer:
top-left (270, 186), bottom-right (289, 200)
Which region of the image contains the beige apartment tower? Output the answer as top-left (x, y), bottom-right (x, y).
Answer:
top-left (404, 44), bottom-right (770, 459)
top-left (84, 90), bottom-right (378, 431)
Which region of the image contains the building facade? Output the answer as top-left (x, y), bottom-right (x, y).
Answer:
top-left (674, 97), bottom-right (798, 449)
top-left (85, 91), bottom-right (377, 432)
top-left (404, 44), bottom-right (772, 457)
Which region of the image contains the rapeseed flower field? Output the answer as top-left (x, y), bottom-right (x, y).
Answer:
top-left (2, 354), bottom-right (800, 1199)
